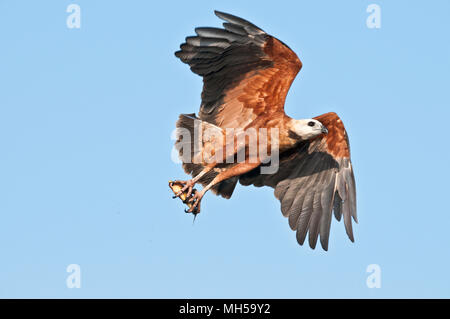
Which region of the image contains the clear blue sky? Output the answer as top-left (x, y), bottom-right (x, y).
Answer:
top-left (0, 0), bottom-right (449, 298)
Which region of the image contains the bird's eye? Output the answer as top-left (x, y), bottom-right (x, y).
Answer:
top-left (308, 121), bottom-right (315, 127)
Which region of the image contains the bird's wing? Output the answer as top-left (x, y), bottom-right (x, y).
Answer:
top-left (239, 112), bottom-right (357, 251)
top-left (175, 11), bottom-right (302, 129)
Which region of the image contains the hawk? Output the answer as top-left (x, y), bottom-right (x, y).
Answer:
top-left (170, 11), bottom-right (357, 250)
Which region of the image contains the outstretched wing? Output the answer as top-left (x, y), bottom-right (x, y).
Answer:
top-left (239, 112), bottom-right (357, 251)
top-left (175, 11), bottom-right (302, 129)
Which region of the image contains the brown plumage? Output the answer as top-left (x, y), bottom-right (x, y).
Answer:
top-left (171, 11), bottom-right (357, 250)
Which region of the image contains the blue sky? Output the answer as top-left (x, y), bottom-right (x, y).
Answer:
top-left (0, 0), bottom-right (449, 298)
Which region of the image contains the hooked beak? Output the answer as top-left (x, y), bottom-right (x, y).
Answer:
top-left (321, 126), bottom-right (328, 134)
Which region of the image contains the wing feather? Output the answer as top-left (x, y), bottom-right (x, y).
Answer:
top-left (175, 11), bottom-right (302, 128)
top-left (296, 192), bottom-right (315, 245)
top-left (239, 112), bottom-right (357, 250)
top-left (289, 162), bottom-right (324, 230)
top-left (319, 173), bottom-right (336, 251)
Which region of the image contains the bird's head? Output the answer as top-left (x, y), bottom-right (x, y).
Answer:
top-left (288, 119), bottom-right (328, 140)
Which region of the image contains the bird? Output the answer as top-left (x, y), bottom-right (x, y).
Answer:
top-left (170, 11), bottom-right (357, 250)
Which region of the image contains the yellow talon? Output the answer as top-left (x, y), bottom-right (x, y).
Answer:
top-left (169, 180), bottom-right (197, 213)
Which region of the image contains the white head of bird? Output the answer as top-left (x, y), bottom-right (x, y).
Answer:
top-left (289, 119), bottom-right (328, 140)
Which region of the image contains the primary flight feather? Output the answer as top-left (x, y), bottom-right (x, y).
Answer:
top-left (171, 11), bottom-right (357, 251)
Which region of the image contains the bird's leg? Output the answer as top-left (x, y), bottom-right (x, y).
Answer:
top-left (186, 161), bottom-right (261, 214)
top-left (186, 189), bottom-right (205, 214)
top-left (173, 164), bottom-right (215, 199)
top-left (174, 134), bottom-right (239, 201)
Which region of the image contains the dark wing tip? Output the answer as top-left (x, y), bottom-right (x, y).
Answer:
top-left (213, 10), bottom-right (265, 34)
top-left (320, 236), bottom-right (329, 251)
top-left (214, 10), bottom-right (226, 18)
top-left (214, 10), bottom-right (242, 22)
top-left (346, 222), bottom-right (355, 242)
top-left (309, 235), bottom-right (328, 251)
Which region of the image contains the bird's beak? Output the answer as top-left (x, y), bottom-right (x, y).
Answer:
top-left (321, 126), bottom-right (328, 134)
